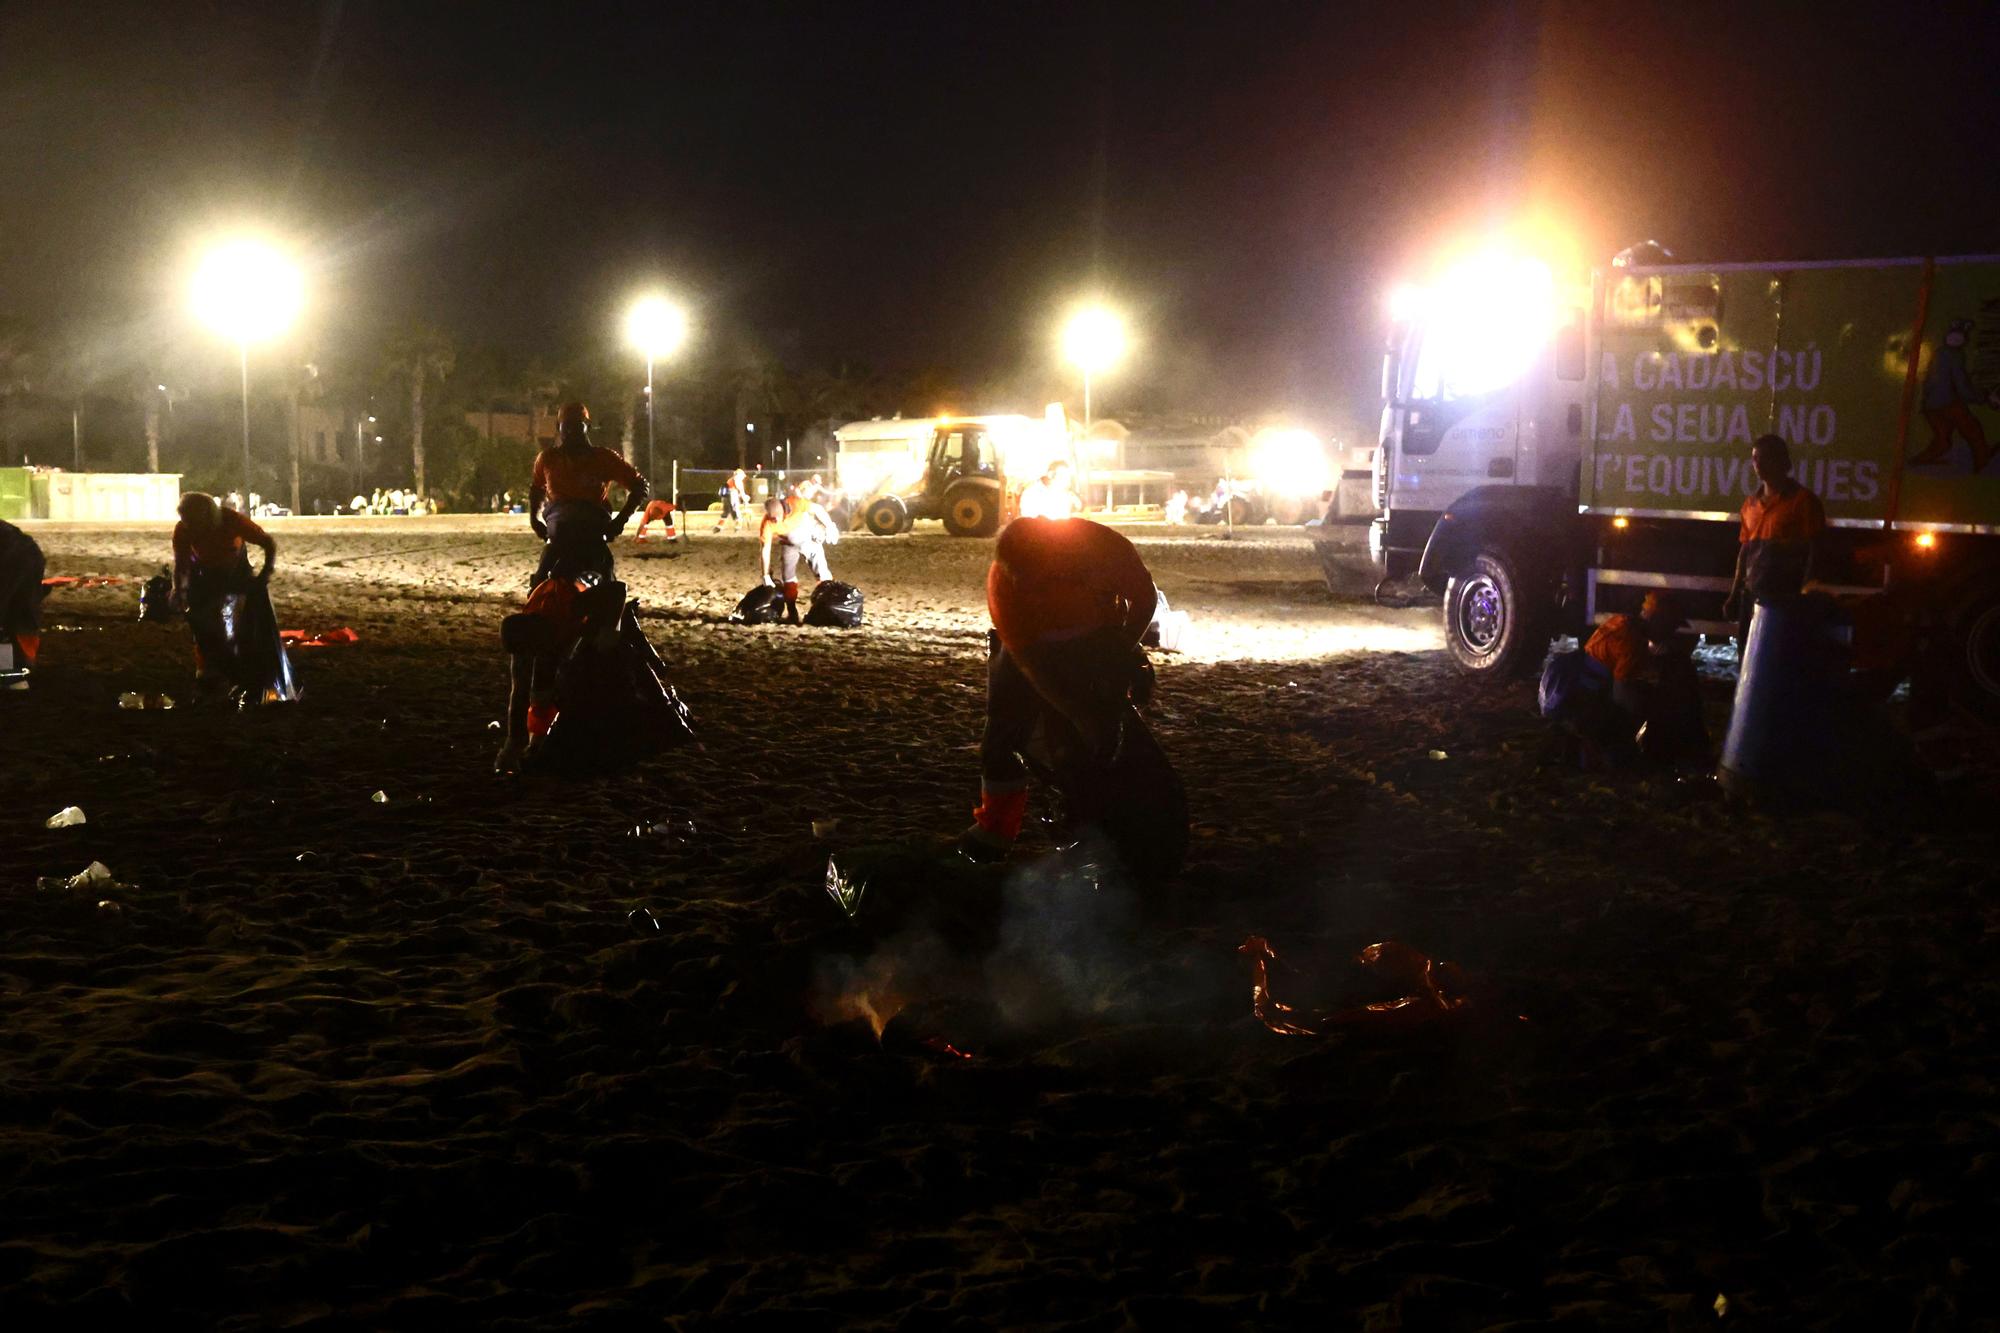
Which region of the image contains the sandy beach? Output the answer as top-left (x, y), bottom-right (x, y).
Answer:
top-left (3, 516), bottom-right (1995, 1329)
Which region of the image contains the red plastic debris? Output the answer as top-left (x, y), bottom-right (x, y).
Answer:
top-left (279, 627), bottom-right (360, 647)
top-left (1237, 935), bottom-right (1477, 1037)
top-left (40, 575), bottom-right (128, 590)
top-left (921, 1037), bottom-right (975, 1061)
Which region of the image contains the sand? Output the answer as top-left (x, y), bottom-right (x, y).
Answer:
top-left (2, 515), bottom-right (1994, 1329)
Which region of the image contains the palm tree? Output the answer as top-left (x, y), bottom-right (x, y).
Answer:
top-left (386, 326), bottom-right (456, 498)
top-left (728, 351), bottom-right (787, 469)
top-left (286, 360), bottom-right (324, 513)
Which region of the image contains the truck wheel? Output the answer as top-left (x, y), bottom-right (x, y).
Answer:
top-left (1443, 548), bottom-right (1548, 677)
top-left (942, 484), bottom-right (999, 537)
top-left (1951, 583), bottom-right (2000, 720)
top-left (864, 496), bottom-right (907, 537)
top-left (1268, 495), bottom-right (1307, 526)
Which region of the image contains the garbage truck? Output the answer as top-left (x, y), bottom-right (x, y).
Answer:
top-left (836, 406), bottom-right (1076, 537)
top-left (1368, 247), bottom-right (2000, 716)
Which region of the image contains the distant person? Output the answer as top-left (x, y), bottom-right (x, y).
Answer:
top-left (1164, 488), bottom-right (1189, 525)
top-left (758, 495), bottom-right (835, 624)
top-left (635, 496), bottom-right (679, 541)
top-left (529, 401), bottom-right (647, 584)
top-left (717, 468), bottom-right (749, 533)
top-left (1723, 434), bottom-right (1826, 630)
top-left (1018, 460), bottom-right (1081, 520)
top-left (170, 491), bottom-right (277, 696)
top-left (0, 518), bottom-right (46, 680)
top-left (960, 516), bottom-right (1158, 861)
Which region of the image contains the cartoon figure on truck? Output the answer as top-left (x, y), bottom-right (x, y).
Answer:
top-left (1369, 244), bottom-right (2000, 717)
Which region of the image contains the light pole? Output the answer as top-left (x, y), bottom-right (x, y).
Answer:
top-left (624, 294), bottom-right (689, 506)
top-left (192, 238), bottom-right (303, 504)
top-left (353, 413), bottom-right (375, 500)
top-left (1060, 302), bottom-right (1128, 431)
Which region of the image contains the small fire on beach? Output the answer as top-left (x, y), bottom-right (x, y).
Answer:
top-left (814, 954), bottom-right (910, 1040)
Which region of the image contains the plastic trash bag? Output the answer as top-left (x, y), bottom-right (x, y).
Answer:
top-left (729, 584), bottom-right (787, 625)
top-left (540, 598), bottom-right (697, 774)
top-left (226, 577), bottom-right (303, 706)
top-left (1538, 647), bottom-right (1608, 720)
top-left (803, 580), bottom-right (864, 628)
top-left (138, 568), bottom-right (176, 623)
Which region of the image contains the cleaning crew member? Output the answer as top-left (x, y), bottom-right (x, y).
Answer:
top-left (1017, 459), bottom-right (1081, 520)
top-left (528, 401), bottom-right (647, 583)
top-left (1574, 591), bottom-right (1704, 767)
top-left (961, 516), bottom-right (1157, 861)
top-left (0, 518), bottom-right (45, 680)
top-left (635, 497), bottom-right (678, 542)
top-left (1723, 433), bottom-right (1825, 629)
top-left (717, 469), bottom-right (749, 533)
top-left (758, 495), bottom-right (835, 624)
top-left (170, 491), bottom-right (277, 693)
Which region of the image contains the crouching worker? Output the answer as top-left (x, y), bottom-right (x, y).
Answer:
top-left (0, 518), bottom-right (45, 685)
top-left (529, 401), bottom-right (647, 585)
top-left (960, 516), bottom-right (1161, 863)
top-left (495, 560), bottom-right (696, 774)
top-left (1566, 591), bottom-right (1705, 769)
top-left (496, 561), bottom-right (611, 772)
top-left (171, 492), bottom-right (277, 697)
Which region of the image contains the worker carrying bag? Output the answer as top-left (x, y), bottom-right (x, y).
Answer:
top-left (803, 580), bottom-right (864, 628)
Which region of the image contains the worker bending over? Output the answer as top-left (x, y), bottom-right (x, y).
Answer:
top-left (1017, 460), bottom-right (1081, 520)
top-left (758, 493), bottom-right (837, 624)
top-left (529, 401), bottom-right (647, 583)
top-left (962, 516), bottom-right (1156, 861)
top-left (171, 492), bottom-right (277, 695)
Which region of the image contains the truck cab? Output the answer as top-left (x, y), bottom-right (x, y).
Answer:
top-left (1370, 258), bottom-right (1598, 671)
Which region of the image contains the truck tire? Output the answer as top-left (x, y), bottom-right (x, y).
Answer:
top-left (863, 495), bottom-right (907, 537)
top-left (1950, 582), bottom-right (2000, 720)
top-left (942, 483), bottom-right (1000, 537)
top-left (1442, 548), bottom-right (1549, 678)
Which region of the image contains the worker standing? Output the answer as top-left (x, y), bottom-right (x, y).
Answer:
top-left (170, 492), bottom-right (277, 696)
top-left (1722, 434), bottom-right (1825, 631)
top-left (961, 516), bottom-right (1157, 862)
top-left (528, 401), bottom-right (647, 584)
top-left (717, 468), bottom-right (749, 533)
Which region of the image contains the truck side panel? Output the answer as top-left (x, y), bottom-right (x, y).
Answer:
top-left (1583, 263), bottom-right (1918, 525)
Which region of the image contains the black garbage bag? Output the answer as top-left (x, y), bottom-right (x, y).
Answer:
top-left (729, 584), bottom-right (787, 625)
top-left (803, 580), bottom-right (864, 628)
top-left (139, 567), bottom-right (177, 623)
top-left (541, 598), bottom-right (696, 774)
top-left (1036, 705), bottom-right (1189, 881)
top-left (226, 576), bottom-right (303, 706)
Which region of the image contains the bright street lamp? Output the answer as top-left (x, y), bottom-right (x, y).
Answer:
top-left (624, 294), bottom-right (689, 507)
top-left (1060, 303), bottom-right (1128, 429)
top-left (192, 238), bottom-right (303, 503)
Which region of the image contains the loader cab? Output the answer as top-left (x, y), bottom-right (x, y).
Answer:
top-left (926, 424), bottom-right (1000, 490)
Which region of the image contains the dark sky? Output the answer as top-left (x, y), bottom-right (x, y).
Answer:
top-left (4, 0), bottom-right (1999, 438)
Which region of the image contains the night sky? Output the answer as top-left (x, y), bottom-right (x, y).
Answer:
top-left (5, 0), bottom-right (1999, 437)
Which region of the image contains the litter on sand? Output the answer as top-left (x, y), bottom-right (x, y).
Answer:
top-left (37, 861), bottom-right (116, 895)
top-left (279, 627), bottom-right (360, 647)
top-left (116, 692), bottom-right (176, 711)
top-left (370, 790), bottom-right (389, 804)
top-left (824, 858), bottom-right (865, 918)
top-left (46, 806), bottom-right (87, 828)
top-left (1237, 935), bottom-right (1479, 1036)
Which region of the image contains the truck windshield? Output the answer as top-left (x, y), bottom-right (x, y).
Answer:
top-left (1407, 318), bottom-right (1532, 404)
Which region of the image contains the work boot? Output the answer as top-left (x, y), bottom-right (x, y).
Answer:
top-left (954, 823), bottom-right (1012, 865)
top-left (784, 599), bottom-right (801, 626)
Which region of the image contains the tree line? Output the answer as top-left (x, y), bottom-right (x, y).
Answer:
top-left (0, 320), bottom-right (1068, 513)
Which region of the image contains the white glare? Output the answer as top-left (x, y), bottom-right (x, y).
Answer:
top-left (191, 239), bottom-right (303, 344)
